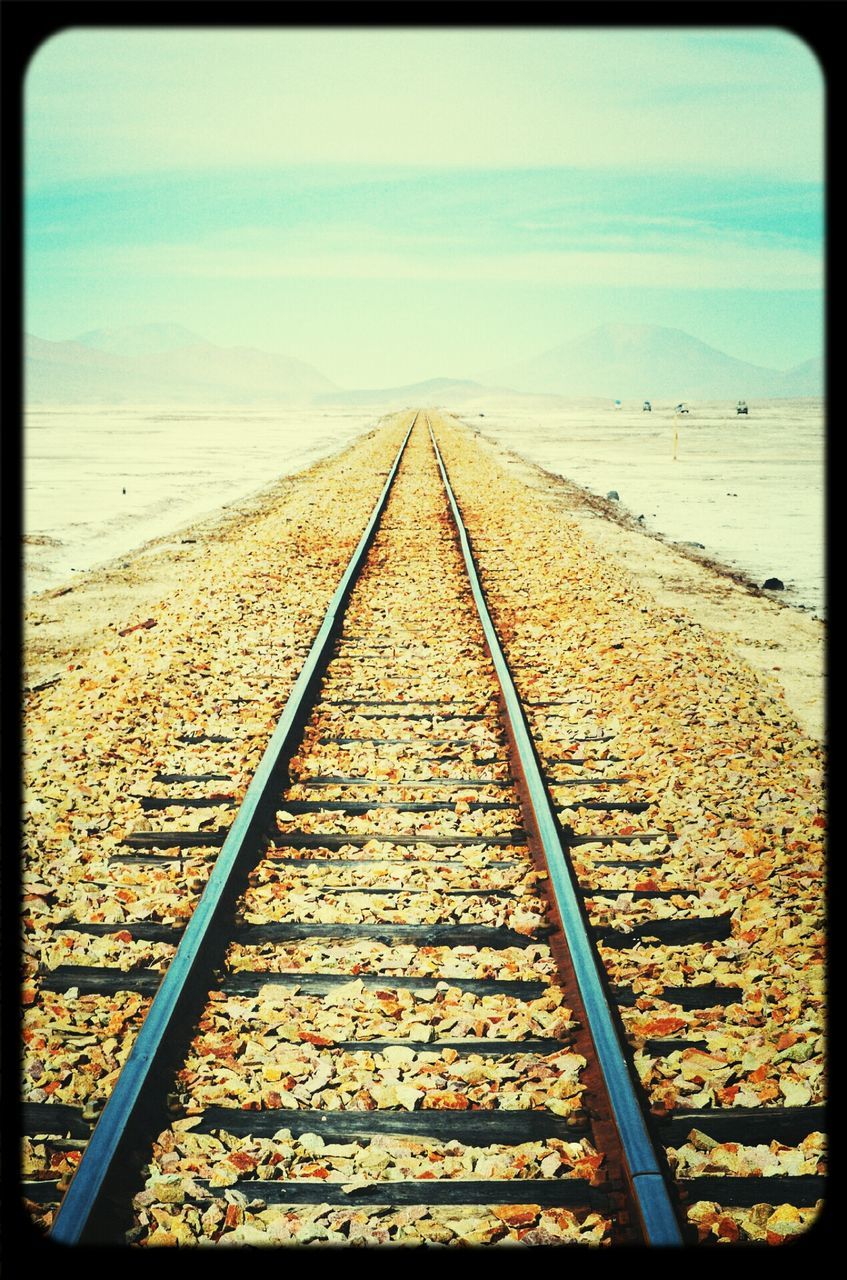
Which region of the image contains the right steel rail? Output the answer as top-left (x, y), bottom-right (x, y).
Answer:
top-left (429, 420), bottom-right (684, 1247)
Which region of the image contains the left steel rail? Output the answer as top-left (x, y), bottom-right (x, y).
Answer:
top-left (50, 416), bottom-right (416, 1246)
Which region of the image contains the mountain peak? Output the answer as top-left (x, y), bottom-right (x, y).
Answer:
top-left (27, 326), bottom-right (337, 403)
top-left (492, 322), bottom-right (820, 399)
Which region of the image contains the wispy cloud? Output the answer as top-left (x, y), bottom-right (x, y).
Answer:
top-left (41, 226), bottom-right (820, 294)
top-left (26, 28), bottom-right (822, 182)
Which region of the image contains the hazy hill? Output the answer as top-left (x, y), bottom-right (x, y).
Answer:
top-left (26, 326), bottom-right (338, 404)
top-left (27, 320), bottom-right (823, 405)
top-left (774, 356), bottom-right (824, 397)
top-left (73, 323), bottom-right (209, 357)
top-left (315, 377), bottom-right (518, 407)
top-left (488, 323), bottom-right (823, 399)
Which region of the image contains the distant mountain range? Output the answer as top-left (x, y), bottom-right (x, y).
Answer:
top-left (485, 323), bottom-right (823, 399)
top-left (25, 321), bottom-right (823, 404)
top-left (26, 325), bottom-right (337, 404)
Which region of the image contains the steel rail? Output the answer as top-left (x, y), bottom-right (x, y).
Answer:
top-left (50, 415), bottom-right (416, 1246)
top-left (428, 419), bottom-right (684, 1247)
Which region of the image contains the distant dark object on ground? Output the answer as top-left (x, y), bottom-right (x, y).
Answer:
top-left (675, 403), bottom-right (689, 414)
top-left (736, 400), bottom-right (749, 415)
top-left (643, 400), bottom-right (651, 412)
top-left (479, 413), bottom-right (485, 417)
top-left (682, 541), bottom-right (706, 549)
top-left (762, 577), bottom-right (785, 591)
top-left (637, 515), bottom-right (645, 523)
top-left (607, 490), bottom-right (620, 501)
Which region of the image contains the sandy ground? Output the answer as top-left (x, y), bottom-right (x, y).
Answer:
top-left (23, 405), bottom-right (381, 594)
top-left (23, 420), bottom-right (825, 741)
top-left (460, 395), bottom-right (825, 618)
top-left (468, 430), bottom-right (825, 741)
top-left (22, 456), bottom-right (348, 691)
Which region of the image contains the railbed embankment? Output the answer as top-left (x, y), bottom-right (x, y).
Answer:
top-left (22, 415), bottom-right (415, 1225)
top-left (464, 421), bottom-right (825, 743)
top-left (435, 414), bottom-right (825, 1245)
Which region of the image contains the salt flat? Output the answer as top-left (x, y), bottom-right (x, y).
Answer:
top-left (23, 405), bottom-right (379, 594)
top-left (23, 398), bottom-right (825, 617)
top-left (455, 397), bottom-right (825, 619)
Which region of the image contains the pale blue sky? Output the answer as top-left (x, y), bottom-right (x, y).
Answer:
top-left (25, 27), bottom-right (824, 385)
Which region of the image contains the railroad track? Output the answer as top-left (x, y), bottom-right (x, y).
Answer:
top-left (25, 411), bottom-right (824, 1247)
